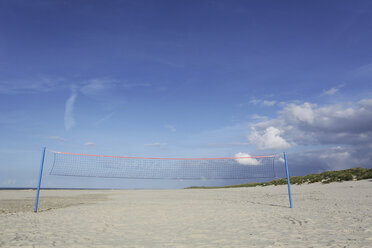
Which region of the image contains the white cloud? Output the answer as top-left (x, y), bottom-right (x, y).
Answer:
top-left (84, 142), bottom-right (96, 146)
top-left (281, 102), bottom-right (315, 124)
top-left (248, 99), bottom-right (372, 172)
top-left (144, 142), bottom-right (166, 147)
top-left (249, 99), bottom-right (277, 107)
top-left (81, 79), bottom-right (117, 96)
top-left (289, 146), bottom-right (365, 173)
top-left (250, 114), bottom-right (267, 120)
top-left (0, 77), bottom-right (64, 94)
top-left (252, 100), bottom-right (372, 147)
top-left (322, 87), bottom-right (338, 95)
top-left (64, 87), bottom-right (78, 131)
top-left (235, 152), bottom-right (261, 166)
top-left (262, 100), bottom-right (276, 106)
top-left (79, 79), bottom-right (151, 110)
top-left (359, 98), bottom-right (372, 107)
top-left (248, 126), bottom-right (291, 150)
top-left (353, 63), bottom-right (372, 79)
top-left (321, 84), bottom-right (345, 96)
top-left (47, 136), bottom-right (66, 141)
top-left (319, 149), bottom-right (351, 160)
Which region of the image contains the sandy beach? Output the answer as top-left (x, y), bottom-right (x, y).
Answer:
top-left (0, 180), bottom-right (371, 247)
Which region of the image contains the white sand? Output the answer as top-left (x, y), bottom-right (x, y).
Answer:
top-left (1, 180), bottom-right (371, 247)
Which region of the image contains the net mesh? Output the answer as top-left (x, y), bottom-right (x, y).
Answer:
top-left (48, 151), bottom-right (277, 180)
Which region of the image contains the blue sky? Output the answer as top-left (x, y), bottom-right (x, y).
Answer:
top-left (1, 0), bottom-right (372, 188)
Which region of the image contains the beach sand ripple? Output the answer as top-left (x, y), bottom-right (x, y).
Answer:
top-left (0, 180), bottom-right (371, 247)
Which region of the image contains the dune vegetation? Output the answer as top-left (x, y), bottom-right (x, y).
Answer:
top-left (186, 167), bottom-right (372, 189)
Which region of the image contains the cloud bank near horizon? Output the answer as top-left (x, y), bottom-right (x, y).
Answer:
top-left (246, 99), bottom-right (372, 174)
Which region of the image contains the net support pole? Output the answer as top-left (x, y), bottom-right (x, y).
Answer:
top-left (284, 152), bottom-right (293, 208)
top-left (34, 147), bottom-right (46, 212)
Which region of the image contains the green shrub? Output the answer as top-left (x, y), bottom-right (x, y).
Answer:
top-left (186, 167), bottom-right (372, 189)
top-left (357, 168), bottom-right (372, 180)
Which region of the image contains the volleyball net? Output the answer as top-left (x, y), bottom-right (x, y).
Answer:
top-left (34, 148), bottom-right (293, 211)
top-left (48, 150), bottom-right (277, 179)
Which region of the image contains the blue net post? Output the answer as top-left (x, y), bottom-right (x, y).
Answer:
top-left (34, 147), bottom-right (46, 212)
top-left (284, 152), bottom-right (293, 208)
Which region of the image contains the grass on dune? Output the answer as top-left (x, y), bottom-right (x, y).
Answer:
top-left (186, 167), bottom-right (372, 189)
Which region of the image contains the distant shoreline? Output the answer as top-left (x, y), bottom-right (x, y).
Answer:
top-left (2, 167), bottom-right (371, 191)
top-left (0, 187), bottom-right (174, 190)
